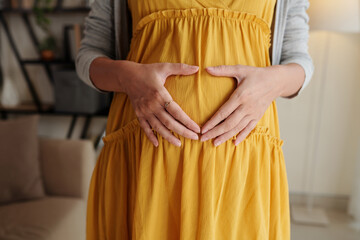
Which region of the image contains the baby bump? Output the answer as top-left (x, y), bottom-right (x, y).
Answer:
top-left (164, 69), bottom-right (237, 126)
top-left (112, 11), bottom-right (273, 133)
top-left (126, 44), bottom-right (240, 126)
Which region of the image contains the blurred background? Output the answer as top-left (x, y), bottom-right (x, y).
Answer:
top-left (0, 0), bottom-right (359, 239)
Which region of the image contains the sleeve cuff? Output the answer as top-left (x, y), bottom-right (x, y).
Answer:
top-left (279, 58), bottom-right (314, 99)
top-left (75, 50), bottom-right (112, 94)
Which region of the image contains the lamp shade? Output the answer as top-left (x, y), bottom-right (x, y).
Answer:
top-left (308, 0), bottom-right (360, 32)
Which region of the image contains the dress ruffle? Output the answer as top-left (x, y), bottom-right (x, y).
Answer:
top-left (102, 117), bottom-right (284, 148)
top-left (132, 8), bottom-right (271, 49)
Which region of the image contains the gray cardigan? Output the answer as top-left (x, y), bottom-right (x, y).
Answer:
top-left (76, 0), bottom-right (314, 99)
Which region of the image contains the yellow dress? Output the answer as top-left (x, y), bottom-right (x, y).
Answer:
top-left (86, 0), bottom-right (291, 239)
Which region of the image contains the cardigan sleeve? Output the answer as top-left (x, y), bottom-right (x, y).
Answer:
top-left (279, 0), bottom-right (314, 99)
top-left (75, 0), bottom-right (114, 93)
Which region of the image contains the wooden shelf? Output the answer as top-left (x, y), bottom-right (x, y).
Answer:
top-left (21, 59), bottom-right (75, 65)
top-left (0, 6), bottom-right (110, 144)
top-left (0, 102), bottom-right (109, 116)
top-left (0, 102), bottom-right (53, 112)
top-left (0, 7), bottom-right (91, 14)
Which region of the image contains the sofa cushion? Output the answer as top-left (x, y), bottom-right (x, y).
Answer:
top-left (0, 115), bottom-right (45, 205)
top-left (0, 196), bottom-right (86, 240)
top-left (39, 138), bottom-right (96, 199)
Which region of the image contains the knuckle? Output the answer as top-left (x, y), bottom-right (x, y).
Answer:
top-left (142, 126), bottom-right (154, 138)
top-left (234, 90), bottom-right (242, 100)
top-left (237, 104), bottom-right (245, 112)
top-left (144, 129), bottom-right (153, 137)
top-left (242, 89), bottom-right (251, 99)
top-left (177, 128), bottom-right (186, 137)
top-left (158, 63), bottom-right (169, 74)
top-left (144, 100), bottom-right (153, 110)
top-left (179, 63), bottom-right (186, 71)
top-left (134, 107), bottom-right (142, 117)
top-left (235, 122), bottom-right (246, 132)
top-left (162, 118), bottom-right (172, 128)
top-left (171, 110), bottom-right (180, 119)
top-left (239, 91), bottom-right (248, 101)
top-left (228, 118), bottom-right (238, 129)
top-left (138, 103), bottom-right (149, 115)
top-left (153, 90), bottom-right (163, 102)
top-left (152, 123), bottom-right (161, 132)
top-left (218, 65), bottom-right (226, 71)
top-left (223, 121), bottom-right (233, 131)
top-left (218, 110), bottom-right (227, 120)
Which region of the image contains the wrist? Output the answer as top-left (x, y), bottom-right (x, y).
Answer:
top-left (272, 63), bottom-right (306, 99)
top-left (109, 60), bottom-right (128, 93)
top-left (264, 64), bottom-right (287, 99)
top-left (114, 60), bottom-right (142, 94)
top-left (89, 57), bottom-right (122, 93)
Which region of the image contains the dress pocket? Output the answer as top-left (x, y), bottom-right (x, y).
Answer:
top-left (102, 118), bottom-right (141, 144)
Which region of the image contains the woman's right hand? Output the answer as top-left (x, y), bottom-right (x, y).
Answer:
top-left (114, 60), bottom-right (201, 147)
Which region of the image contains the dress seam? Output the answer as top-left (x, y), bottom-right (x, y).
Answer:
top-left (132, 8), bottom-right (271, 48)
top-left (102, 118), bottom-right (283, 148)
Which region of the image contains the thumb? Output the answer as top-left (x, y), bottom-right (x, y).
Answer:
top-left (205, 65), bottom-right (241, 77)
top-left (206, 64), bottom-right (244, 85)
top-left (164, 63), bottom-right (199, 77)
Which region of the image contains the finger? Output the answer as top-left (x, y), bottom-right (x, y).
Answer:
top-left (201, 111), bottom-right (249, 142)
top-left (234, 120), bottom-right (258, 146)
top-left (206, 65), bottom-right (245, 85)
top-left (162, 63), bottom-right (199, 78)
top-left (148, 115), bottom-right (182, 147)
top-left (155, 110), bottom-right (199, 140)
top-left (138, 117), bottom-right (159, 147)
top-left (165, 100), bottom-right (201, 133)
top-left (159, 88), bottom-right (201, 133)
top-left (214, 116), bottom-right (255, 146)
top-left (213, 117), bottom-right (252, 147)
top-left (201, 94), bottom-right (244, 134)
top-left (206, 64), bottom-right (243, 77)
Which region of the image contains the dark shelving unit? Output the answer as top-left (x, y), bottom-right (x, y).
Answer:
top-left (0, 5), bottom-right (109, 147)
top-left (0, 7), bottom-right (92, 14)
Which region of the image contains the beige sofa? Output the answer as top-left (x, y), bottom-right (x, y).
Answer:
top-left (0, 138), bottom-right (96, 240)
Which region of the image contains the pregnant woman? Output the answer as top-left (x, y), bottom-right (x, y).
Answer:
top-left (76, 0), bottom-right (313, 239)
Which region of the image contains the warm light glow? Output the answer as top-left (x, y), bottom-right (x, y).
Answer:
top-left (308, 0), bottom-right (360, 32)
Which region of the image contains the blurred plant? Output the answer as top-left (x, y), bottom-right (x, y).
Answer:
top-left (39, 35), bottom-right (56, 51)
top-left (32, 0), bottom-right (57, 52)
top-left (33, 0), bottom-right (54, 33)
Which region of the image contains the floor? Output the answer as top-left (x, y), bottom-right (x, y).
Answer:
top-left (291, 208), bottom-right (360, 240)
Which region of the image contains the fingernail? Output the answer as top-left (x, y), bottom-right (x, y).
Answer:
top-left (206, 66), bottom-right (216, 71)
top-left (214, 140), bottom-right (221, 147)
top-left (196, 126), bottom-right (201, 133)
top-left (176, 140), bottom-right (181, 147)
top-left (200, 136), bottom-right (208, 142)
top-left (191, 134), bottom-right (199, 140)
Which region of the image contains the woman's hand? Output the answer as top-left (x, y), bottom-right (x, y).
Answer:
top-left (199, 64), bottom-right (287, 147)
top-left (120, 61), bottom-right (201, 147)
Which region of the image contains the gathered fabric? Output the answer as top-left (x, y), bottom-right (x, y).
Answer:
top-left (86, 0), bottom-right (291, 239)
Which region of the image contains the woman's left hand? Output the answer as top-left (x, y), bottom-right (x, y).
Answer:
top-left (200, 64), bottom-right (283, 147)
